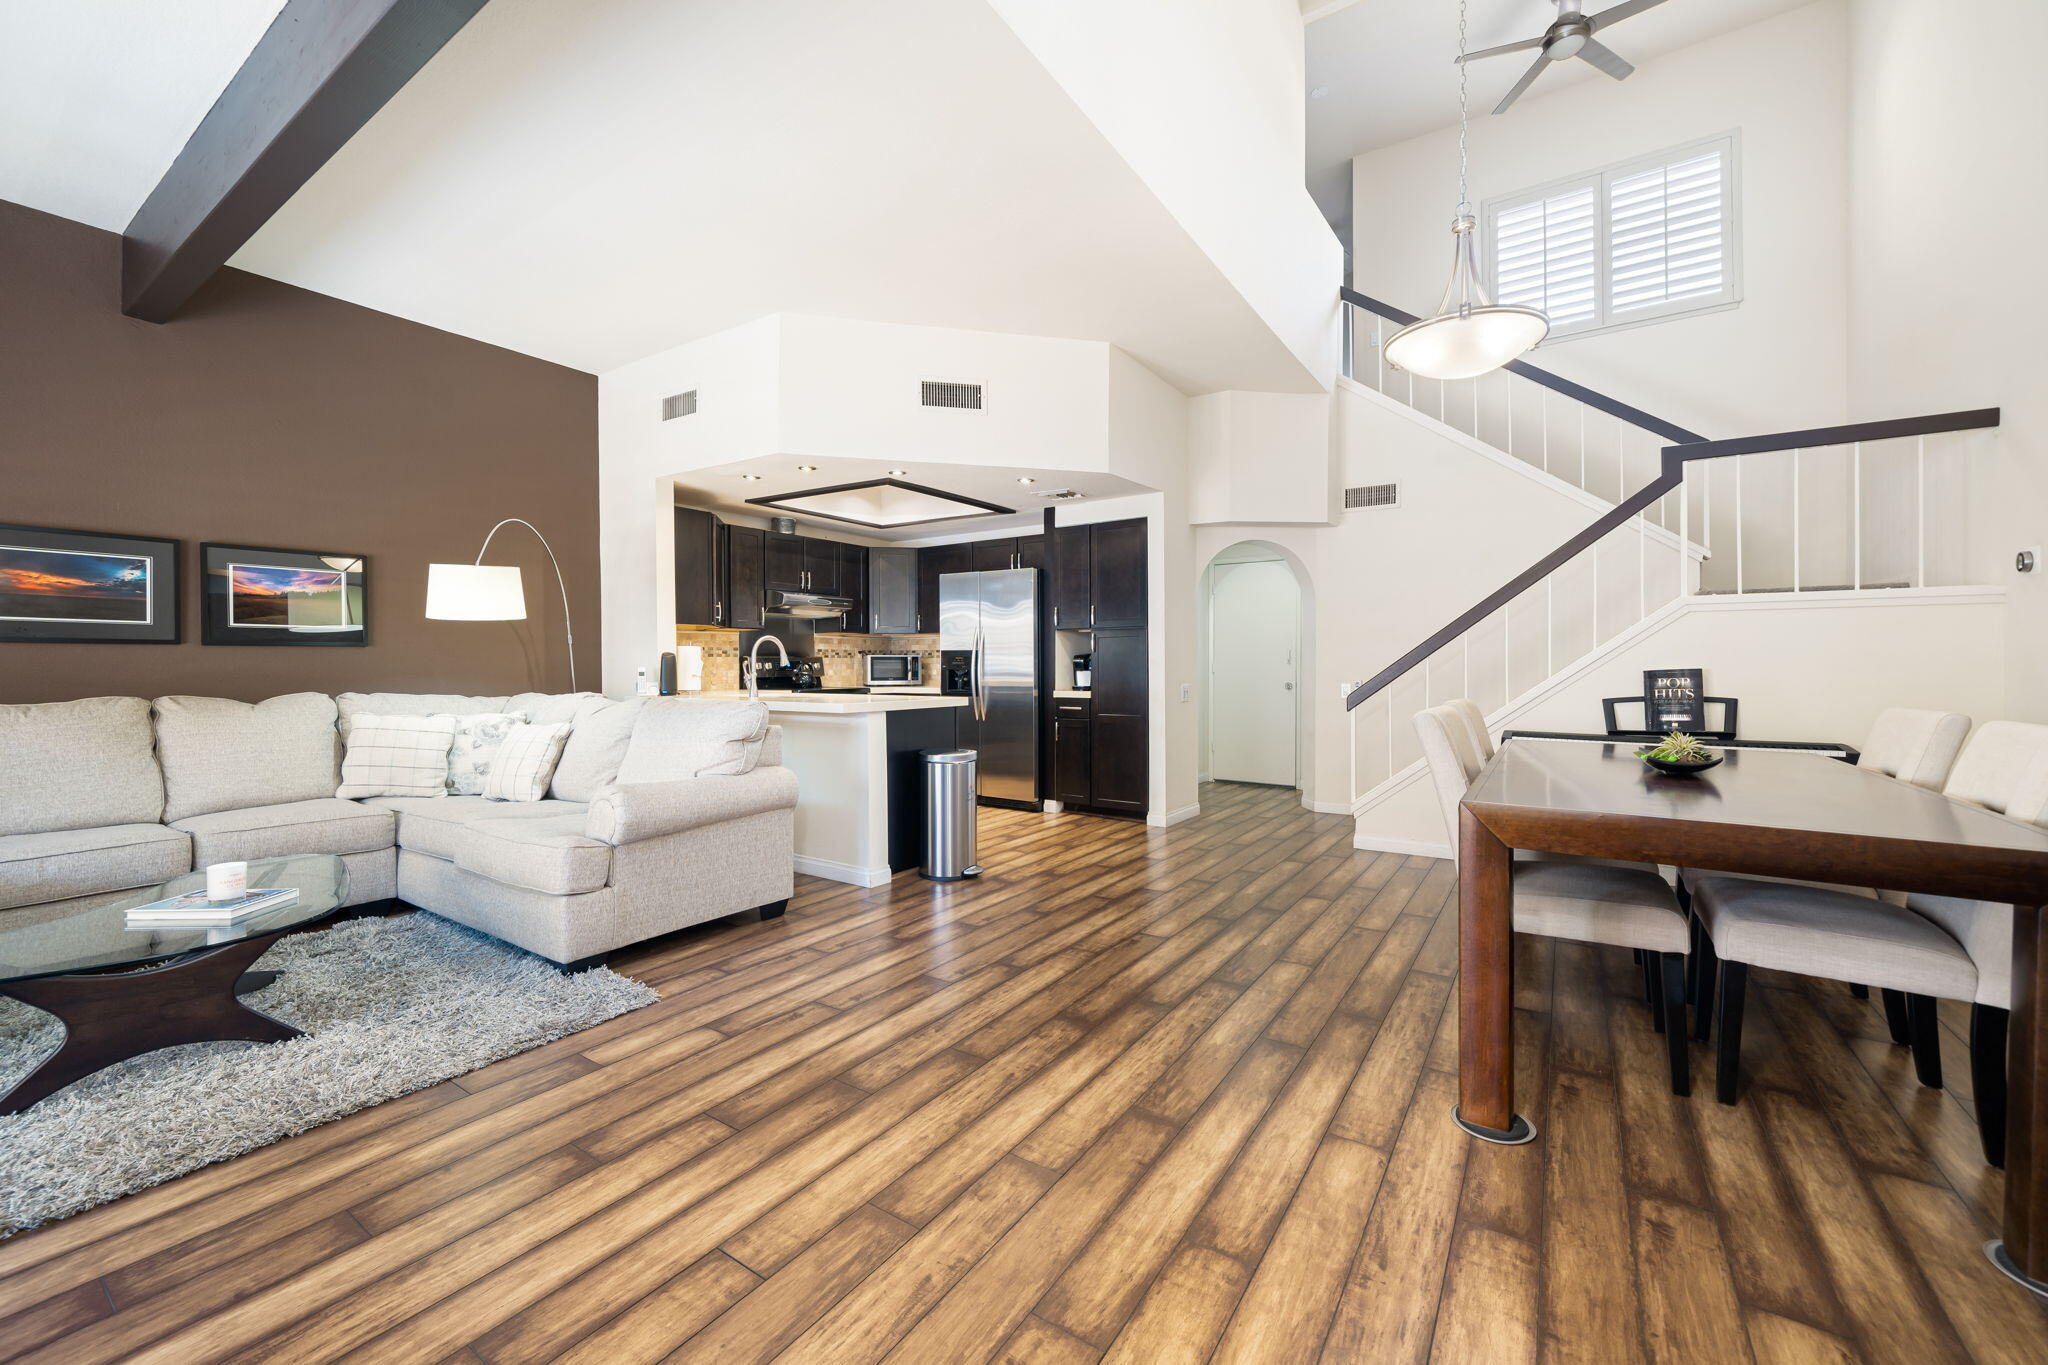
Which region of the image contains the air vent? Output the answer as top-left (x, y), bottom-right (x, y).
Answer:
top-left (1344, 482), bottom-right (1399, 510)
top-left (921, 380), bottom-right (983, 410)
top-left (1037, 488), bottom-right (1086, 500)
top-left (660, 390), bottom-right (698, 420)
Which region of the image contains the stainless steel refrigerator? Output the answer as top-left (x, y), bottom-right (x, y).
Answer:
top-left (940, 567), bottom-right (1039, 805)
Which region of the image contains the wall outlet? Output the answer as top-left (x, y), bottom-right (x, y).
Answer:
top-left (1179, 683), bottom-right (1191, 702)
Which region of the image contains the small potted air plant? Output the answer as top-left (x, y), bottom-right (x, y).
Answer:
top-left (1637, 730), bottom-right (1723, 775)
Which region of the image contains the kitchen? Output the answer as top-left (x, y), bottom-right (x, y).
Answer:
top-left (664, 491), bottom-right (1151, 885)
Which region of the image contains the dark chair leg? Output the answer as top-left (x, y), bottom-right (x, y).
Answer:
top-left (1849, 983), bottom-right (1870, 999)
top-left (1641, 951), bottom-right (1656, 1007)
top-left (1660, 952), bottom-right (1691, 1096)
top-left (1647, 951), bottom-right (1668, 1034)
top-left (1907, 993), bottom-right (1943, 1089)
top-left (759, 899), bottom-right (789, 920)
top-left (1715, 961), bottom-right (1748, 1105)
top-left (1881, 988), bottom-right (1911, 1044)
top-left (1972, 1004), bottom-right (2009, 1168)
top-left (1685, 916), bottom-right (1704, 1006)
top-left (1692, 933), bottom-right (1719, 1043)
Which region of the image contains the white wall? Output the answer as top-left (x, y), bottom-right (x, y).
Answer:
top-left (1356, 589), bottom-right (2008, 854)
top-left (1351, 0), bottom-right (1851, 441)
top-left (1189, 390), bottom-right (1337, 525)
top-left (992, 0), bottom-right (1344, 389)
top-left (1846, 0), bottom-right (2048, 720)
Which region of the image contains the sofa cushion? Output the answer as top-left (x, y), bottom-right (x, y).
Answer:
top-left (551, 696), bottom-right (645, 801)
top-left (366, 795), bottom-right (590, 862)
top-left (615, 699), bottom-right (770, 783)
top-left (451, 814), bottom-right (611, 895)
top-left (484, 722), bottom-right (572, 802)
top-left (335, 692), bottom-right (510, 740)
top-left (154, 693), bottom-right (340, 821)
top-left (0, 697), bottom-right (164, 836)
top-left (337, 714), bottom-right (457, 799)
top-left (170, 798), bottom-right (394, 865)
top-left (0, 824), bottom-right (190, 911)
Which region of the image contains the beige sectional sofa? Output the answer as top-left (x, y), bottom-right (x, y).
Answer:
top-left (0, 690), bottom-right (796, 966)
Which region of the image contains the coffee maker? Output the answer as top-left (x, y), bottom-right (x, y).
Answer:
top-left (1072, 651), bottom-right (1093, 691)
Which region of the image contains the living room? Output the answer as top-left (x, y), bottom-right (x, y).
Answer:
top-left (6, 0), bottom-right (2048, 1360)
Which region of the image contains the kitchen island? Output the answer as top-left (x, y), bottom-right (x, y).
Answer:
top-left (678, 690), bottom-right (967, 885)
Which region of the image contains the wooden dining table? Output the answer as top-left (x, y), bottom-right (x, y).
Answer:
top-left (1457, 737), bottom-right (2048, 1295)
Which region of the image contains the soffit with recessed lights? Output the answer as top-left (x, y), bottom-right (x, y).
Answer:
top-left (746, 478), bottom-right (1014, 529)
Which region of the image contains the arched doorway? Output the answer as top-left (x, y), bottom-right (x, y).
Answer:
top-left (1200, 541), bottom-right (1309, 789)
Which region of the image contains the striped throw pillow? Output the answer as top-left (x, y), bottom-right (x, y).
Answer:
top-left (337, 714), bottom-right (458, 800)
top-left (483, 722), bottom-right (573, 803)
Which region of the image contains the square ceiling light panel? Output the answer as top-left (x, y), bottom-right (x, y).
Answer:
top-left (747, 478), bottom-right (1013, 528)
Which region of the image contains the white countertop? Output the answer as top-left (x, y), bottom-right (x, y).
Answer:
top-left (680, 690), bottom-right (967, 715)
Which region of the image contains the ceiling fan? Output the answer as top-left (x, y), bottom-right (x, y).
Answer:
top-left (1459, 0), bottom-right (1673, 115)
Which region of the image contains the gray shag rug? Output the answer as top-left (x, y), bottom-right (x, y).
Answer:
top-left (0, 911), bottom-right (656, 1237)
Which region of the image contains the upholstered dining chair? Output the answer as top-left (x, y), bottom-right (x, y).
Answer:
top-left (1416, 703), bottom-right (1696, 1094)
top-left (1688, 719), bottom-right (2046, 1168)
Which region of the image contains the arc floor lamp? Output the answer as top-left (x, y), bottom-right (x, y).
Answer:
top-left (426, 518), bottom-right (578, 690)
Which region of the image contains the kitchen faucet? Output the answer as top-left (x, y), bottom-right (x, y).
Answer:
top-left (745, 634), bottom-right (789, 701)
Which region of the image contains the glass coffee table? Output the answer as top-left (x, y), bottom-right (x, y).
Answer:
top-left (0, 854), bottom-right (348, 1114)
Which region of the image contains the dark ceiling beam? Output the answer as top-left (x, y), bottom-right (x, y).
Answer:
top-left (120, 0), bottom-right (489, 323)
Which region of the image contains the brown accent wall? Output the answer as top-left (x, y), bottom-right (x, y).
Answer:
top-left (0, 201), bottom-right (599, 705)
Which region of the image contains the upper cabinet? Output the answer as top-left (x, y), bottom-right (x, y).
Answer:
top-left (917, 542), bottom-right (969, 635)
top-left (970, 535), bottom-right (1046, 572)
top-left (837, 542), bottom-right (868, 632)
top-left (764, 532), bottom-right (806, 592)
top-left (723, 525), bottom-right (766, 629)
top-left (673, 507), bottom-right (724, 626)
top-left (1088, 519), bottom-right (1147, 628)
top-left (1050, 524), bottom-right (1093, 628)
top-left (868, 547), bottom-right (919, 635)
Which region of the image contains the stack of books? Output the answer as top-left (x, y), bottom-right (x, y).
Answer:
top-left (126, 887), bottom-right (299, 925)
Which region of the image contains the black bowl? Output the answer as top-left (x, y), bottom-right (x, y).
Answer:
top-left (1638, 751), bottom-right (1723, 776)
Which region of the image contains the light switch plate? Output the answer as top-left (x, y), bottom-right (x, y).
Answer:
top-left (1179, 683), bottom-right (1191, 702)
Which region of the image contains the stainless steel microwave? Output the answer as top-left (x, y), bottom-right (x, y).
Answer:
top-left (864, 653), bottom-right (922, 686)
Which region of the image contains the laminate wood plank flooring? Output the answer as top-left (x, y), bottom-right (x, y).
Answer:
top-left (2, 783), bottom-right (2044, 1362)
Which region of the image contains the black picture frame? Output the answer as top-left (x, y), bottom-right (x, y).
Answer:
top-left (201, 543), bottom-right (367, 647)
top-left (0, 523), bottom-right (180, 644)
top-left (1643, 668), bottom-right (1707, 732)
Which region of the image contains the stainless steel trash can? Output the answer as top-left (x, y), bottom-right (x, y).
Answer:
top-left (921, 749), bottom-right (981, 881)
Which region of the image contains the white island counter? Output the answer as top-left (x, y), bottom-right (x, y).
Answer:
top-left (674, 690), bottom-right (967, 885)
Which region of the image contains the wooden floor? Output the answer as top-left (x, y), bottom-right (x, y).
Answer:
top-left (2, 783), bottom-right (2045, 1362)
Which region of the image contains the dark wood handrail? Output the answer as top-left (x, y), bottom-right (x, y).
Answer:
top-left (1343, 407), bottom-right (2003, 714)
top-left (1342, 286), bottom-right (1709, 446)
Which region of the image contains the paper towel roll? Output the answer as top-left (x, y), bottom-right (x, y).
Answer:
top-left (676, 645), bottom-right (704, 691)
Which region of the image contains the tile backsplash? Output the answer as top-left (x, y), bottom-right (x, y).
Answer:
top-left (673, 629), bottom-right (745, 691)
top-left (812, 634), bottom-right (940, 688)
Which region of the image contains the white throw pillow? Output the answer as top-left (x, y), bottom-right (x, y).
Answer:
top-left (337, 713), bottom-right (458, 800)
top-left (444, 711), bottom-right (529, 796)
top-left (483, 722), bottom-right (573, 802)
top-left (614, 699), bottom-right (770, 784)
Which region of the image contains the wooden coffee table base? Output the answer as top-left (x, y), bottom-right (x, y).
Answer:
top-left (0, 930), bottom-right (299, 1115)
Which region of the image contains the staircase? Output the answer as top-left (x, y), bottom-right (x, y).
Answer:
top-left (1338, 287), bottom-right (2001, 844)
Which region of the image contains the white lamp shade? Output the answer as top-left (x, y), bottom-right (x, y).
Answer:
top-left (1383, 306), bottom-right (1550, 382)
top-left (426, 563), bottom-right (527, 620)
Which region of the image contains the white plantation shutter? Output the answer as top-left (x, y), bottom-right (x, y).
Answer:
top-left (1608, 147), bottom-right (1728, 314)
top-left (1491, 181), bottom-right (1597, 327)
top-left (1485, 135), bottom-right (1738, 339)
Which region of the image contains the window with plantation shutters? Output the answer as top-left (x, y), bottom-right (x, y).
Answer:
top-left (1484, 134), bottom-right (1739, 341)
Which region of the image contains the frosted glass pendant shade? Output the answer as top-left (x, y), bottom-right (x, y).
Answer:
top-left (1384, 213), bottom-right (1548, 381)
top-left (426, 563), bottom-right (527, 620)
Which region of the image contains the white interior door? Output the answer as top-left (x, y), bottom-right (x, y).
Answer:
top-left (1208, 559), bottom-right (1299, 786)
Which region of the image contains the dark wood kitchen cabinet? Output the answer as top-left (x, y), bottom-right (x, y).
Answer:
top-left (1053, 714), bottom-right (1092, 806)
top-left (971, 535), bottom-right (1046, 572)
top-left (803, 538), bottom-right (841, 596)
top-left (723, 525), bottom-right (766, 629)
top-left (764, 532), bottom-right (806, 592)
top-left (1089, 519), bottom-right (1147, 628)
top-left (1086, 627), bottom-right (1148, 813)
top-left (1050, 524), bottom-right (1093, 628)
top-left (917, 542), bottom-right (969, 634)
top-left (868, 546), bottom-right (918, 634)
top-left (673, 507), bottom-right (724, 626)
top-left (837, 542), bottom-right (868, 632)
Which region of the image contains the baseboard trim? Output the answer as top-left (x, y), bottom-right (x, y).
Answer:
top-left (1306, 799), bottom-right (1354, 815)
top-left (1353, 833), bottom-right (1452, 859)
top-left (1152, 802), bottom-right (1202, 828)
top-left (793, 855), bottom-right (894, 888)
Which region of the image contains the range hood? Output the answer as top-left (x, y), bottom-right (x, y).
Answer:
top-left (765, 589), bottom-right (855, 619)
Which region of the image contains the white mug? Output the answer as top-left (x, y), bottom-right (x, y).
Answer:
top-left (206, 861), bottom-right (249, 903)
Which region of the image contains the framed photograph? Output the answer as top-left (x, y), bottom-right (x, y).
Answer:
top-left (201, 543), bottom-right (367, 647)
top-left (0, 523), bottom-right (179, 644)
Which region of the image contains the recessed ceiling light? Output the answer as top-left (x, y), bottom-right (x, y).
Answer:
top-left (796, 464), bottom-right (818, 472)
top-left (1016, 476), bottom-right (1036, 485)
top-left (739, 474), bottom-right (763, 482)
top-left (887, 469), bottom-right (908, 477)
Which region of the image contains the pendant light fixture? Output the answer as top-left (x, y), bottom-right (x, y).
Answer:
top-left (1383, 0), bottom-right (1549, 381)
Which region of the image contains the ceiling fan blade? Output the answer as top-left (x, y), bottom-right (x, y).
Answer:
top-left (1455, 35), bottom-right (1544, 64)
top-left (1587, 0), bottom-right (1670, 31)
top-left (1576, 37), bottom-right (1636, 80)
top-left (1493, 52), bottom-right (1551, 115)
